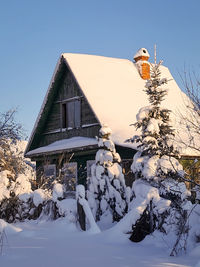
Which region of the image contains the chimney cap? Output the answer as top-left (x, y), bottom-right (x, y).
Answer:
top-left (134, 48), bottom-right (150, 60)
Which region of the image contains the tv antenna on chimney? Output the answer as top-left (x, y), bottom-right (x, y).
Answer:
top-left (154, 44), bottom-right (157, 64)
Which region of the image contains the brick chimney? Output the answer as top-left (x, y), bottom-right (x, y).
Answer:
top-left (134, 48), bottom-right (150, 80)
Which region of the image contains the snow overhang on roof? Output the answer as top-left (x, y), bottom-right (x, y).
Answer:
top-left (26, 53), bottom-right (200, 157)
top-left (26, 137), bottom-right (98, 156)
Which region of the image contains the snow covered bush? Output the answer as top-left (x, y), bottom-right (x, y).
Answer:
top-left (56, 198), bottom-right (77, 222)
top-left (0, 109), bottom-right (36, 222)
top-left (0, 146), bottom-right (68, 223)
top-left (0, 168), bottom-right (77, 223)
top-left (127, 61), bottom-right (193, 254)
top-left (112, 179), bottom-right (171, 240)
top-left (0, 109), bottom-right (77, 223)
top-left (0, 169), bottom-right (37, 222)
top-left (87, 125), bottom-right (128, 222)
top-left (0, 144), bottom-right (76, 223)
top-left (0, 137), bottom-right (37, 223)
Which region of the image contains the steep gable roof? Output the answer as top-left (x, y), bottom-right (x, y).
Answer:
top-left (25, 53), bottom-right (198, 156)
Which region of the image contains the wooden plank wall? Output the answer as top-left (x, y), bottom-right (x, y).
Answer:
top-left (37, 65), bottom-right (100, 148)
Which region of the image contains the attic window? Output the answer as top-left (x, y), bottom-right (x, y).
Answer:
top-left (143, 49), bottom-right (146, 53)
top-left (62, 99), bottom-right (81, 129)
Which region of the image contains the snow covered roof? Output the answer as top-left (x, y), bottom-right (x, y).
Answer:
top-left (26, 52), bottom-right (200, 156)
top-left (26, 137), bottom-right (98, 156)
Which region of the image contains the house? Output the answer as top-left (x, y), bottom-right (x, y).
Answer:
top-left (25, 48), bottom-right (198, 195)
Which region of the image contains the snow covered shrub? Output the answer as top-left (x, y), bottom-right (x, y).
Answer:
top-left (0, 136), bottom-right (76, 223)
top-left (0, 139), bottom-right (37, 208)
top-left (49, 182), bottom-right (76, 222)
top-left (0, 180), bottom-right (55, 222)
top-left (0, 168), bottom-right (77, 223)
top-left (0, 169), bottom-right (34, 222)
top-left (112, 179), bottom-right (171, 242)
top-left (19, 183), bottom-right (70, 221)
top-left (0, 155), bottom-right (53, 222)
top-left (56, 198), bottom-right (77, 222)
top-left (0, 137), bottom-right (37, 223)
top-left (87, 125), bottom-right (128, 222)
top-left (127, 61), bottom-right (193, 254)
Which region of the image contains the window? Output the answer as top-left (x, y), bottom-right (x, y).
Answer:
top-left (62, 99), bottom-right (81, 129)
top-left (44, 164), bottom-right (56, 178)
top-left (63, 162), bottom-right (77, 197)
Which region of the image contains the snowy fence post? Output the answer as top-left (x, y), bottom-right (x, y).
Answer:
top-left (76, 185), bottom-right (86, 231)
top-left (76, 185), bottom-right (101, 233)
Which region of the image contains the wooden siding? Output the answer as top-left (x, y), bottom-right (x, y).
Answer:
top-left (40, 67), bottom-right (99, 137)
top-left (44, 102), bottom-right (61, 132)
top-left (28, 60), bottom-right (100, 152)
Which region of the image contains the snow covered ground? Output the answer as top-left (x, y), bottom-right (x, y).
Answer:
top-left (0, 218), bottom-right (199, 267)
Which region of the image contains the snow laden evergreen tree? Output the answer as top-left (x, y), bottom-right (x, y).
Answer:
top-left (130, 61), bottom-right (184, 182)
top-left (128, 61), bottom-right (192, 255)
top-left (87, 125), bottom-right (128, 222)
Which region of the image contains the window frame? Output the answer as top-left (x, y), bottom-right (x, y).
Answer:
top-left (61, 98), bottom-right (81, 129)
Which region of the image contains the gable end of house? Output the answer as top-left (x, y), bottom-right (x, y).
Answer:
top-left (25, 56), bottom-right (101, 156)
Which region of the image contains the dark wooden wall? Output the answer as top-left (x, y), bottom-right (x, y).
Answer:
top-left (34, 63), bottom-right (100, 149)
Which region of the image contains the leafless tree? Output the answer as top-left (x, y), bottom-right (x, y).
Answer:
top-left (0, 109), bottom-right (23, 142)
top-left (0, 109), bottom-right (25, 175)
top-left (175, 70), bottom-right (200, 194)
top-left (179, 70), bottom-right (200, 153)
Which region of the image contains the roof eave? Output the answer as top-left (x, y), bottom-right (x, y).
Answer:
top-left (26, 144), bottom-right (99, 159)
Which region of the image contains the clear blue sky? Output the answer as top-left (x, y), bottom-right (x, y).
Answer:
top-left (0, 0), bottom-right (200, 137)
